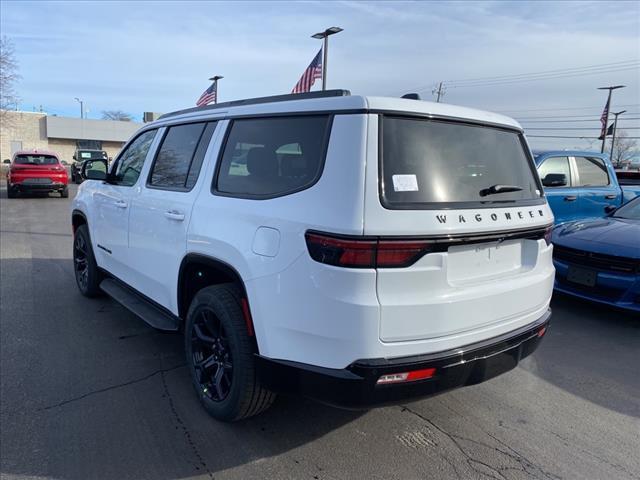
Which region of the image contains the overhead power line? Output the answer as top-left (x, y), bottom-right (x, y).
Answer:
top-left (527, 135), bottom-right (640, 139)
top-left (518, 117), bottom-right (640, 123)
top-left (443, 60), bottom-right (639, 84)
top-left (498, 103), bottom-right (640, 113)
top-left (524, 127), bottom-right (640, 130)
top-left (515, 112), bottom-right (639, 120)
top-left (401, 60), bottom-right (640, 95)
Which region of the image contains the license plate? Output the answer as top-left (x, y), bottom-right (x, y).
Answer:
top-left (24, 178), bottom-right (52, 184)
top-left (567, 266), bottom-right (597, 287)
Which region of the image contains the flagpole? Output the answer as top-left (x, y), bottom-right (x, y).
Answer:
top-left (609, 110), bottom-right (626, 165)
top-left (598, 85), bottom-right (625, 153)
top-left (312, 27), bottom-right (343, 92)
top-left (209, 75), bottom-right (223, 104)
top-left (322, 36), bottom-right (328, 91)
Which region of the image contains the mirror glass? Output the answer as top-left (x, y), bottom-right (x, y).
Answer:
top-left (3, 159), bottom-right (10, 164)
top-left (84, 160), bottom-right (107, 180)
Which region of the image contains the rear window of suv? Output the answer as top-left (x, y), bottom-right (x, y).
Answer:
top-left (215, 115), bottom-right (332, 198)
top-left (380, 117), bottom-right (542, 209)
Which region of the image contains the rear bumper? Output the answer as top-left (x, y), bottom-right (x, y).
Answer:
top-left (256, 309), bottom-right (551, 409)
top-left (11, 182), bottom-right (66, 192)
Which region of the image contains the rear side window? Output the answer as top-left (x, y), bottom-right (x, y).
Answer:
top-left (148, 122), bottom-right (216, 190)
top-left (574, 156), bottom-right (609, 187)
top-left (538, 156), bottom-right (571, 186)
top-left (380, 117), bottom-right (542, 208)
top-left (215, 115), bottom-right (332, 198)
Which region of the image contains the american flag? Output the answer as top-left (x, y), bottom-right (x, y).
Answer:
top-left (196, 82), bottom-right (217, 107)
top-left (599, 96), bottom-right (610, 140)
top-left (292, 48), bottom-right (323, 94)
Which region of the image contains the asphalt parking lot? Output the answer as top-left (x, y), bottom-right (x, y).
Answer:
top-left (1, 184), bottom-right (638, 480)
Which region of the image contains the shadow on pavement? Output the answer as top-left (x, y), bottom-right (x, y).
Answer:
top-left (0, 258), bottom-right (363, 480)
top-left (520, 293), bottom-right (639, 419)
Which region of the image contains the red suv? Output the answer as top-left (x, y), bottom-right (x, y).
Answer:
top-left (6, 150), bottom-right (69, 198)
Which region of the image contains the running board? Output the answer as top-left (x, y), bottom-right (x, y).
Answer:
top-left (100, 278), bottom-right (179, 331)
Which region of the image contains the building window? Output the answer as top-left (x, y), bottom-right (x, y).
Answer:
top-left (76, 140), bottom-right (102, 150)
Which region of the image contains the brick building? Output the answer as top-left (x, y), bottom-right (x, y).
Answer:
top-left (0, 110), bottom-right (144, 163)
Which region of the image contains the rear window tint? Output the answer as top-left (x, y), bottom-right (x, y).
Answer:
top-left (14, 155), bottom-right (58, 165)
top-left (215, 116), bottom-right (331, 198)
top-left (574, 156), bottom-right (609, 187)
top-left (381, 117), bottom-right (541, 208)
top-left (149, 123), bottom-right (207, 189)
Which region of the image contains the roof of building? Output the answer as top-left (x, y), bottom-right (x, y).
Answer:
top-left (154, 90), bottom-right (522, 130)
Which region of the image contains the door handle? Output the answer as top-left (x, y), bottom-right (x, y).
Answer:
top-left (605, 194), bottom-right (617, 199)
top-left (563, 196), bottom-right (577, 202)
top-left (165, 210), bottom-right (185, 221)
top-left (114, 200), bottom-right (128, 209)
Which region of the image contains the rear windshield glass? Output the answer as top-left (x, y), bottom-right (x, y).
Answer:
top-left (381, 117), bottom-right (541, 208)
top-left (14, 155), bottom-right (58, 165)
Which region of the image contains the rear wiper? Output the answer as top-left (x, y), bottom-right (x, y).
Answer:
top-left (479, 184), bottom-right (523, 197)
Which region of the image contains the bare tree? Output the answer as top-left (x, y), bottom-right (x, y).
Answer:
top-left (607, 131), bottom-right (637, 167)
top-left (101, 110), bottom-right (133, 122)
top-left (0, 36), bottom-right (20, 124)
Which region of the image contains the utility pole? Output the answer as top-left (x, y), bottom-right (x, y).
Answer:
top-left (74, 97), bottom-right (84, 119)
top-left (597, 85), bottom-right (625, 153)
top-left (433, 82), bottom-right (445, 102)
top-left (609, 110), bottom-right (626, 166)
top-left (209, 75), bottom-right (223, 104)
top-left (312, 27), bottom-right (343, 91)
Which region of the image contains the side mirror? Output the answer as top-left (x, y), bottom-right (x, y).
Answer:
top-left (3, 159), bottom-right (11, 164)
top-left (61, 160), bottom-right (69, 166)
top-left (604, 205), bottom-right (617, 215)
top-left (542, 173), bottom-right (567, 187)
top-left (72, 154), bottom-right (77, 161)
top-left (82, 159), bottom-right (108, 181)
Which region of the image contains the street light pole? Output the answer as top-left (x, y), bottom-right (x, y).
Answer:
top-left (597, 85), bottom-right (625, 153)
top-left (209, 75), bottom-right (223, 104)
top-left (609, 110), bottom-right (626, 166)
top-left (74, 97), bottom-right (84, 119)
top-left (312, 27), bottom-right (343, 91)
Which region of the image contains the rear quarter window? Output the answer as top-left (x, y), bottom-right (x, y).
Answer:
top-left (214, 115), bottom-right (332, 198)
top-left (380, 116), bottom-right (542, 209)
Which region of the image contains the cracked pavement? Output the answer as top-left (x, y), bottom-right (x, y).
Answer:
top-left (1, 185), bottom-right (639, 480)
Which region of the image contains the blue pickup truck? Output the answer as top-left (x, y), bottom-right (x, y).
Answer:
top-left (534, 150), bottom-right (640, 224)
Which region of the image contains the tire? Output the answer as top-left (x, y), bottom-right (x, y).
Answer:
top-left (61, 186), bottom-right (69, 198)
top-left (7, 185), bottom-right (17, 198)
top-left (73, 224), bottom-right (102, 297)
top-left (185, 284), bottom-right (275, 422)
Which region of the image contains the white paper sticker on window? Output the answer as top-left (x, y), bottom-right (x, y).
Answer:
top-left (80, 152), bottom-right (92, 158)
top-left (392, 174), bottom-right (419, 192)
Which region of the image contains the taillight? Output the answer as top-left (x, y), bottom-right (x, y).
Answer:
top-left (305, 232), bottom-right (431, 268)
top-left (544, 225), bottom-right (553, 246)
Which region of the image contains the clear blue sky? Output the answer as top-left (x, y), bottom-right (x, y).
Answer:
top-left (2, 0), bottom-right (639, 150)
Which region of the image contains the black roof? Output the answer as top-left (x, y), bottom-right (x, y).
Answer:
top-left (159, 89), bottom-right (351, 120)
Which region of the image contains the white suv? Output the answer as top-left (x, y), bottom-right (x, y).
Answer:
top-left (72, 90), bottom-right (554, 421)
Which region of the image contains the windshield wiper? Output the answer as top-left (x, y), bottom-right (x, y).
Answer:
top-left (479, 184), bottom-right (523, 197)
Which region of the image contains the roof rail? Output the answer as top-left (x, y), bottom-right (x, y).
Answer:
top-left (159, 89), bottom-right (351, 120)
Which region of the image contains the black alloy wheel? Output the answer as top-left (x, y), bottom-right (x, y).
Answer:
top-left (73, 225), bottom-right (102, 297)
top-left (185, 284), bottom-right (275, 421)
top-left (191, 308), bottom-right (233, 401)
top-left (74, 233), bottom-right (89, 291)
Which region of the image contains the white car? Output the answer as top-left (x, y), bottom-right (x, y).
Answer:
top-left (71, 90), bottom-right (554, 421)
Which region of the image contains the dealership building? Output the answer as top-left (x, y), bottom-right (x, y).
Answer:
top-left (0, 110), bottom-right (158, 163)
